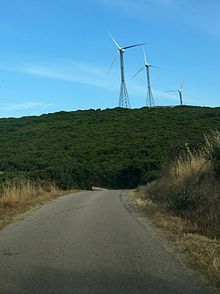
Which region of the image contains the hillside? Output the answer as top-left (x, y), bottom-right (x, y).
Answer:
top-left (0, 106), bottom-right (219, 189)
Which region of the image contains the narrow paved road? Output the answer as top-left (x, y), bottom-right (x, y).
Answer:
top-left (0, 190), bottom-right (210, 293)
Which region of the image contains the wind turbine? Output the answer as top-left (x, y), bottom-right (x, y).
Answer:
top-left (165, 82), bottom-right (184, 106)
top-left (132, 48), bottom-right (159, 107)
top-left (108, 33), bottom-right (145, 108)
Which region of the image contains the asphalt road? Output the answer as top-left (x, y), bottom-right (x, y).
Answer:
top-left (0, 190), bottom-right (211, 293)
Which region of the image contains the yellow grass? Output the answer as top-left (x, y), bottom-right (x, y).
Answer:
top-left (0, 180), bottom-right (59, 208)
top-left (129, 190), bottom-right (220, 288)
top-left (129, 132), bottom-right (220, 288)
top-left (168, 153), bottom-right (211, 181)
top-left (153, 212), bottom-right (195, 235)
top-left (141, 132), bottom-right (220, 238)
top-left (0, 180), bottom-right (78, 228)
top-left (129, 188), bottom-right (158, 215)
top-left (167, 132), bottom-right (220, 182)
top-left (179, 234), bottom-right (220, 286)
top-left (129, 132), bottom-right (220, 287)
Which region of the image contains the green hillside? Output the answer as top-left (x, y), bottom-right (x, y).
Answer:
top-left (0, 106), bottom-right (219, 189)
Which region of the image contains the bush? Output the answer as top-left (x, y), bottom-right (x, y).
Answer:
top-left (142, 132), bottom-right (220, 238)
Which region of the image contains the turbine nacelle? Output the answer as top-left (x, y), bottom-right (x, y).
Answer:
top-left (146, 64), bottom-right (160, 69)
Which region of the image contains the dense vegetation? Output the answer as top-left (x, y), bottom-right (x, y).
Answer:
top-left (0, 106), bottom-right (219, 190)
top-left (137, 132), bottom-right (220, 237)
top-left (133, 133), bottom-right (220, 287)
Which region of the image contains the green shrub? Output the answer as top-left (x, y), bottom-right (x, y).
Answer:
top-left (141, 132), bottom-right (220, 238)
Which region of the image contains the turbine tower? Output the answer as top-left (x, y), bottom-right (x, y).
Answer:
top-left (165, 82), bottom-right (184, 106)
top-left (132, 48), bottom-right (159, 107)
top-left (108, 34), bottom-right (144, 108)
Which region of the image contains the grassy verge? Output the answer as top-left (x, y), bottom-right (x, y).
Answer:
top-left (129, 189), bottom-right (220, 288)
top-left (129, 132), bottom-right (220, 288)
top-left (0, 180), bottom-right (79, 229)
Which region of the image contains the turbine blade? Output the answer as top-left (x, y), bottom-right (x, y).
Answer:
top-left (164, 90), bottom-right (177, 93)
top-left (107, 51), bottom-right (119, 74)
top-left (179, 81), bottom-right (184, 90)
top-left (123, 43), bottom-right (145, 50)
top-left (132, 66), bottom-right (145, 79)
top-left (108, 33), bottom-right (121, 50)
top-left (143, 47), bottom-right (147, 64)
top-left (150, 65), bottom-right (161, 69)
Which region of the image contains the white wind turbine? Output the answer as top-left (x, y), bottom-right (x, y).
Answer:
top-left (108, 33), bottom-right (145, 108)
top-left (132, 48), bottom-right (159, 107)
top-left (165, 82), bottom-right (184, 106)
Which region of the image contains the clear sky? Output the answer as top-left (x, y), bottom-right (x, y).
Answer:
top-left (0, 0), bottom-right (220, 117)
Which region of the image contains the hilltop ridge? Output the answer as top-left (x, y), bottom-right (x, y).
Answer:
top-left (0, 106), bottom-right (219, 189)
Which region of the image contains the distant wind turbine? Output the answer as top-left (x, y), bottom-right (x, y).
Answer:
top-left (108, 33), bottom-right (145, 108)
top-left (132, 48), bottom-right (159, 107)
top-left (165, 82), bottom-right (184, 106)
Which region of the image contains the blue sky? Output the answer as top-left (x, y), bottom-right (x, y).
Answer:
top-left (0, 0), bottom-right (220, 117)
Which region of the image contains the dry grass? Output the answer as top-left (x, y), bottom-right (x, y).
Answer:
top-left (167, 133), bottom-right (216, 181)
top-left (129, 132), bottom-right (220, 287)
top-left (129, 190), bottom-right (220, 288)
top-left (0, 180), bottom-right (78, 228)
top-left (129, 189), bottom-right (158, 215)
top-left (140, 132), bottom-right (220, 238)
top-left (153, 212), bottom-right (195, 235)
top-left (179, 234), bottom-right (220, 286)
top-left (129, 132), bottom-right (220, 288)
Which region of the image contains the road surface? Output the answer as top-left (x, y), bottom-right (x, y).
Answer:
top-left (0, 190), bottom-right (211, 293)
